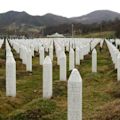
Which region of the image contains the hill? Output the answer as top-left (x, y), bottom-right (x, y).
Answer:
top-left (70, 10), bottom-right (120, 24)
top-left (0, 11), bottom-right (71, 27)
top-left (0, 10), bottom-right (120, 36)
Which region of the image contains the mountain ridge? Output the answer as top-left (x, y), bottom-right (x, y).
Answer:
top-left (0, 10), bottom-right (120, 27)
top-left (70, 10), bottom-right (120, 24)
top-left (0, 10), bottom-right (120, 36)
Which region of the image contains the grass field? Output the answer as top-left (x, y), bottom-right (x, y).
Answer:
top-left (76, 31), bottom-right (115, 38)
top-left (0, 40), bottom-right (120, 120)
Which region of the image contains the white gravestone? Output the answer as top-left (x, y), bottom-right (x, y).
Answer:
top-left (69, 48), bottom-right (75, 71)
top-left (43, 56), bottom-right (52, 99)
top-left (22, 48), bottom-right (27, 65)
top-left (80, 47), bottom-right (84, 60)
top-left (59, 52), bottom-right (67, 81)
top-left (117, 54), bottom-right (120, 81)
top-left (30, 45), bottom-right (34, 57)
top-left (26, 49), bottom-right (32, 72)
top-left (68, 69), bottom-right (82, 120)
top-left (76, 47), bottom-right (80, 65)
top-left (39, 46), bottom-right (44, 65)
top-left (6, 57), bottom-right (16, 97)
top-left (49, 46), bottom-right (53, 61)
top-left (92, 49), bottom-right (97, 72)
top-left (114, 50), bottom-right (119, 69)
top-left (57, 47), bottom-right (62, 65)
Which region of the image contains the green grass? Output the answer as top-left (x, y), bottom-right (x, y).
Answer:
top-left (75, 31), bottom-right (115, 38)
top-left (0, 40), bottom-right (120, 120)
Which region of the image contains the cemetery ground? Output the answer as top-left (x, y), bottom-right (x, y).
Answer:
top-left (0, 41), bottom-right (120, 120)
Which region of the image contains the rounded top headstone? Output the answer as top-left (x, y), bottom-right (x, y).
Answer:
top-left (68, 69), bottom-right (82, 83)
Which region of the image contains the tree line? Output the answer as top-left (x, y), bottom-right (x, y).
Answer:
top-left (0, 18), bottom-right (120, 38)
top-left (45, 18), bottom-right (120, 38)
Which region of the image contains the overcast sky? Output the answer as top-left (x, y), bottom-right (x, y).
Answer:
top-left (0, 0), bottom-right (120, 17)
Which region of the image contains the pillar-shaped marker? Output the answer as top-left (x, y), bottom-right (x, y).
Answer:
top-left (39, 47), bottom-right (44, 65)
top-left (66, 44), bottom-right (69, 52)
top-left (117, 54), bottom-right (120, 81)
top-left (68, 69), bottom-right (82, 120)
top-left (30, 45), bottom-right (34, 57)
top-left (92, 49), bottom-right (97, 72)
top-left (6, 57), bottom-right (16, 97)
top-left (69, 48), bottom-right (75, 71)
top-left (49, 46), bottom-right (53, 61)
top-left (22, 49), bottom-right (27, 64)
top-left (57, 48), bottom-right (62, 65)
top-left (26, 49), bottom-right (32, 72)
top-left (43, 56), bottom-right (52, 99)
top-left (59, 52), bottom-right (67, 81)
top-left (76, 47), bottom-right (80, 65)
top-left (80, 47), bottom-right (84, 60)
top-left (115, 50), bottom-right (119, 69)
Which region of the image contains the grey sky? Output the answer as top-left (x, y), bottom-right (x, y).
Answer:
top-left (0, 0), bottom-right (120, 17)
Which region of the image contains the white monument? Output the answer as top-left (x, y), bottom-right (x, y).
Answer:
top-left (59, 52), bottom-right (67, 81)
top-left (68, 69), bottom-right (82, 120)
top-left (26, 49), bottom-right (32, 72)
top-left (6, 56), bottom-right (16, 97)
top-left (43, 56), bottom-right (52, 99)
top-left (92, 49), bottom-right (97, 72)
top-left (69, 48), bottom-right (75, 71)
top-left (117, 54), bottom-right (120, 81)
top-left (76, 47), bottom-right (80, 65)
top-left (39, 46), bottom-right (44, 65)
top-left (49, 46), bottom-right (53, 61)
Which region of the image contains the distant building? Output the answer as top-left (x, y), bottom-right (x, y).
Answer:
top-left (47, 32), bottom-right (64, 38)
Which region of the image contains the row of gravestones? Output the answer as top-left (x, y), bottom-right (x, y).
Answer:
top-left (106, 40), bottom-right (120, 81)
top-left (9, 38), bottom-right (103, 74)
top-left (110, 39), bottom-right (120, 48)
top-left (7, 38), bottom-right (103, 120)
